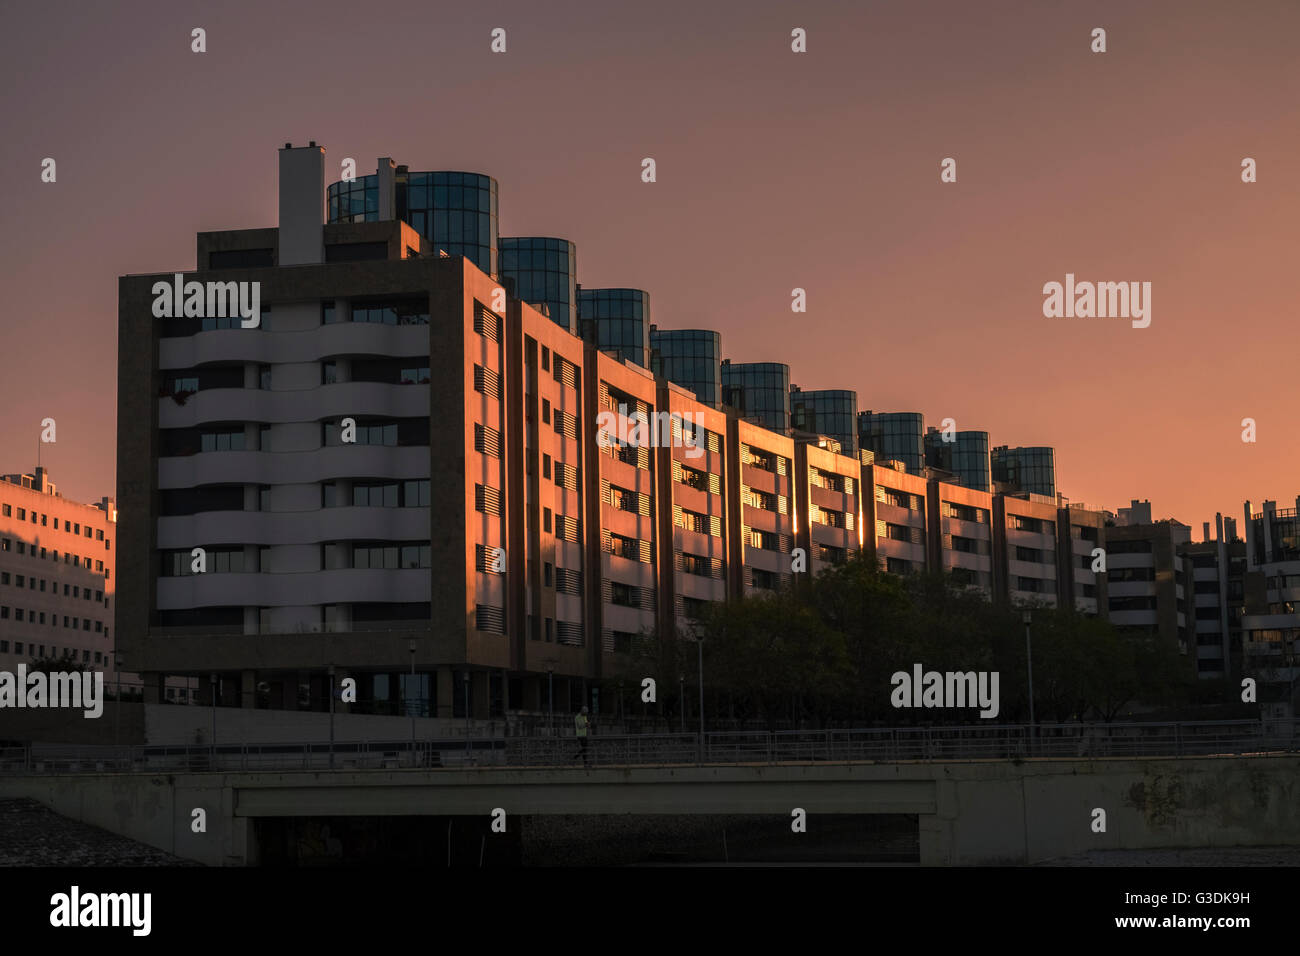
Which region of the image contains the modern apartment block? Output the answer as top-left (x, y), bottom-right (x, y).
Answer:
top-left (656, 381), bottom-right (729, 635)
top-left (0, 467), bottom-right (119, 683)
top-left (793, 440), bottom-right (864, 578)
top-left (1059, 505), bottom-right (1108, 617)
top-left (117, 141), bottom-right (1152, 718)
top-left (1241, 499), bottom-right (1300, 716)
top-left (865, 463), bottom-right (928, 575)
top-left (732, 420), bottom-right (796, 595)
top-left (1183, 515), bottom-right (1245, 682)
top-left (1104, 518), bottom-right (1193, 666)
top-left (928, 479), bottom-right (995, 593)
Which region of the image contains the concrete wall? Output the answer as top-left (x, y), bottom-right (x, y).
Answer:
top-left (3, 754), bottom-right (1296, 866)
top-left (0, 772), bottom-right (248, 866)
top-left (143, 703), bottom-right (499, 745)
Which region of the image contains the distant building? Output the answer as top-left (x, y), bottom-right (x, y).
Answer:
top-left (0, 467), bottom-right (120, 684)
top-left (1241, 499), bottom-right (1300, 718)
top-left (1182, 515), bottom-right (1246, 682)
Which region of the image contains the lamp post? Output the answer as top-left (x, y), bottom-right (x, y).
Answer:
top-left (408, 640), bottom-right (416, 765)
top-left (679, 675), bottom-right (685, 734)
top-left (463, 671), bottom-right (472, 764)
top-left (209, 672), bottom-right (218, 770)
top-left (1022, 609), bottom-right (1036, 755)
top-left (697, 636), bottom-right (705, 761)
top-left (113, 652), bottom-right (122, 763)
top-left (328, 664), bottom-right (336, 770)
top-left (545, 661), bottom-right (555, 736)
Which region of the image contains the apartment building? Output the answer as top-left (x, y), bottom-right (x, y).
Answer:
top-left (655, 381), bottom-right (729, 637)
top-left (1241, 499), bottom-right (1300, 717)
top-left (0, 468), bottom-right (119, 684)
top-left (794, 440), bottom-right (864, 578)
top-left (731, 420), bottom-right (795, 596)
top-left (119, 141), bottom-right (1136, 718)
top-left (865, 462), bottom-right (928, 575)
top-left (1103, 518), bottom-right (1192, 667)
top-left (1183, 516), bottom-right (1245, 681)
top-left (1058, 505), bottom-right (1108, 617)
top-left (928, 479), bottom-right (995, 594)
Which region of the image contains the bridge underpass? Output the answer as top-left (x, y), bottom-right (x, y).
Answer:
top-left (2, 754), bottom-right (1296, 866)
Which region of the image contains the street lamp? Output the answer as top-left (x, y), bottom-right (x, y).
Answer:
top-left (209, 672), bottom-right (218, 770)
top-left (462, 670), bottom-right (472, 764)
top-left (113, 652), bottom-right (123, 762)
top-left (679, 674), bottom-right (685, 734)
top-left (408, 640), bottom-right (416, 765)
top-left (697, 636), bottom-right (705, 760)
top-left (328, 664), bottom-right (336, 770)
top-left (1022, 609), bottom-right (1036, 755)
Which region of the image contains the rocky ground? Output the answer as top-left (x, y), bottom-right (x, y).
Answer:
top-left (0, 798), bottom-right (199, 866)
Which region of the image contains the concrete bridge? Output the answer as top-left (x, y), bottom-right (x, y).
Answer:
top-left (2, 753), bottom-right (1296, 865)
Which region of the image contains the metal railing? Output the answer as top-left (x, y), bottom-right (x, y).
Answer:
top-left (2, 719), bottom-right (1295, 775)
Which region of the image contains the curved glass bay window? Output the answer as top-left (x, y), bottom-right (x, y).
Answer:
top-left (991, 445), bottom-right (1056, 498)
top-left (500, 237), bottom-right (577, 334)
top-left (859, 411), bottom-right (925, 473)
top-left (327, 170), bottom-right (499, 275)
top-left (327, 175), bottom-right (378, 223)
top-left (579, 288), bottom-right (650, 367)
top-left (721, 361), bottom-right (791, 433)
top-left (790, 388), bottom-right (858, 455)
top-left (650, 328), bottom-right (722, 408)
top-left (401, 172), bottom-right (497, 274)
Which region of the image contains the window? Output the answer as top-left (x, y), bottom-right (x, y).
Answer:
top-left (544, 563), bottom-right (553, 588)
top-left (542, 399), bottom-right (551, 425)
top-left (17, 508), bottom-right (25, 520)
top-left (97, 529), bottom-right (104, 541)
top-left (322, 361), bottom-right (338, 385)
top-left (542, 347), bottom-right (550, 372)
top-left (200, 429), bottom-right (247, 452)
top-left (259, 365), bottom-right (273, 389)
top-left (543, 508), bottom-right (552, 533)
top-left (40, 514), bottom-right (47, 526)
top-left (0, 505), bottom-right (8, 517)
top-left (543, 455), bottom-right (551, 480)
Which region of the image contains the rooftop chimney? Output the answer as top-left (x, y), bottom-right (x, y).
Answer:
top-left (278, 143), bottom-right (325, 266)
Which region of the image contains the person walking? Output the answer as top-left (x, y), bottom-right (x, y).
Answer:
top-left (575, 706), bottom-right (590, 766)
